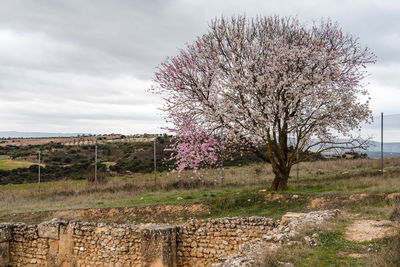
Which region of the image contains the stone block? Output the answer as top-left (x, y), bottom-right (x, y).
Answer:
top-left (49, 239), bottom-right (59, 253)
top-left (59, 224), bottom-right (74, 256)
top-left (141, 225), bottom-right (177, 267)
top-left (38, 221), bottom-right (60, 239)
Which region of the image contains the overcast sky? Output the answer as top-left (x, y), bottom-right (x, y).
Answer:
top-left (0, 0), bottom-right (399, 141)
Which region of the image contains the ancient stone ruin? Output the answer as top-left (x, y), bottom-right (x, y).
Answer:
top-left (0, 210), bottom-right (338, 267)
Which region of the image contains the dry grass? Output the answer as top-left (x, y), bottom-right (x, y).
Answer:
top-left (1, 157), bottom-right (400, 266)
top-left (367, 232), bottom-right (400, 267)
top-left (255, 218), bottom-right (374, 267)
top-left (1, 157), bottom-right (400, 217)
top-left (290, 157), bottom-right (400, 176)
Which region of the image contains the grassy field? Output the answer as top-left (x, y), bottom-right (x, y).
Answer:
top-left (0, 156), bottom-right (34, 170)
top-left (1, 157), bottom-right (400, 266)
top-left (1, 157), bottom-right (399, 213)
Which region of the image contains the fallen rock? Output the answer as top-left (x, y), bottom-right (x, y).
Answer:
top-left (303, 236), bottom-right (318, 246)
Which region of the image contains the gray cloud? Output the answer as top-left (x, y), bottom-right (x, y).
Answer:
top-left (0, 0), bottom-right (399, 137)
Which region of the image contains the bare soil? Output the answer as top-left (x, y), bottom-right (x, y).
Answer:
top-left (2, 191), bottom-right (399, 226)
top-left (345, 219), bottom-right (399, 242)
top-left (0, 203), bottom-right (210, 225)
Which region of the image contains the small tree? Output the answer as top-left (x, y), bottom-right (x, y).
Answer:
top-left (164, 114), bottom-right (222, 172)
top-left (152, 15), bottom-right (376, 190)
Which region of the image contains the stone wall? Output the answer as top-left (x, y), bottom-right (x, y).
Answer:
top-left (1, 220), bottom-right (176, 267)
top-left (0, 210), bottom-right (338, 267)
top-left (177, 217), bottom-right (276, 266)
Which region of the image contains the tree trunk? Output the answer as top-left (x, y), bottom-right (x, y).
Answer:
top-left (271, 166), bottom-right (290, 191)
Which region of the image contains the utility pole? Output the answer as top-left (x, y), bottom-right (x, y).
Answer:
top-left (38, 151), bottom-right (41, 194)
top-left (95, 144), bottom-right (98, 183)
top-left (154, 138), bottom-right (157, 186)
top-left (381, 112), bottom-right (384, 173)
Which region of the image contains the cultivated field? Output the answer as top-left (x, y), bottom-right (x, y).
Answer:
top-left (0, 134), bottom-right (155, 147)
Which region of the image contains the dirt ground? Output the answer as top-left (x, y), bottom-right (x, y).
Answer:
top-left (2, 192), bottom-right (399, 227)
top-left (345, 219), bottom-right (399, 242)
top-left (0, 203), bottom-right (210, 225)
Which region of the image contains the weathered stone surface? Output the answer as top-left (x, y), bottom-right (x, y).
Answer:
top-left (2, 210), bottom-right (339, 267)
top-left (0, 223), bottom-right (12, 242)
top-left (58, 223), bottom-right (73, 255)
top-left (177, 216), bottom-right (276, 266)
top-left (141, 225), bottom-right (177, 267)
top-left (212, 210), bottom-right (340, 267)
top-left (0, 242), bottom-right (10, 266)
top-left (38, 220), bottom-right (60, 239)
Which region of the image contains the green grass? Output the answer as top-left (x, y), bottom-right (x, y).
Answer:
top-left (204, 188), bottom-right (308, 218)
top-left (0, 158), bottom-right (34, 170)
top-left (258, 220), bottom-right (370, 267)
top-left (1, 158), bottom-right (400, 218)
top-left (300, 231), bottom-right (365, 266)
top-left (1, 158), bottom-right (400, 266)
top-left (102, 161), bottom-right (117, 168)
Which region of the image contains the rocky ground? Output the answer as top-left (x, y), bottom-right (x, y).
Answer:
top-left (212, 210), bottom-right (340, 267)
top-left (212, 208), bottom-right (400, 267)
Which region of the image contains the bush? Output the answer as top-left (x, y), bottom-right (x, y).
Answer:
top-left (85, 169), bottom-right (108, 184)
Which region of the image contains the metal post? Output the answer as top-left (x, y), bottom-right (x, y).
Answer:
top-left (296, 149), bottom-right (299, 179)
top-left (154, 138), bottom-right (157, 186)
top-left (95, 144), bottom-right (98, 183)
top-left (381, 112), bottom-right (384, 173)
top-left (38, 151), bottom-right (41, 194)
top-left (220, 128), bottom-right (224, 185)
top-left (221, 164), bottom-right (224, 185)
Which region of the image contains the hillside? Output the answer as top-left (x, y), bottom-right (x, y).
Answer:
top-left (0, 131), bottom-right (83, 138)
top-left (0, 134), bottom-right (268, 185)
top-left (0, 135), bottom-right (173, 184)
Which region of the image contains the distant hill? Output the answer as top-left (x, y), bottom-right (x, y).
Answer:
top-left (310, 138), bottom-right (400, 159)
top-left (365, 151), bottom-right (400, 158)
top-left (365, 141), bottom-right (400, 158)
top-left (369, 141), bottom-right (400, 153)
top-left (0, 131), bottom-right (84, 138)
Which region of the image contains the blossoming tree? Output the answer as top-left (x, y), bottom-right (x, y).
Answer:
top-left (151, 15), bottom-right (376, 190)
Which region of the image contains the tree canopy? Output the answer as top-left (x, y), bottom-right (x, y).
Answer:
top-left (151, 15), bottom-right (376, 190)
